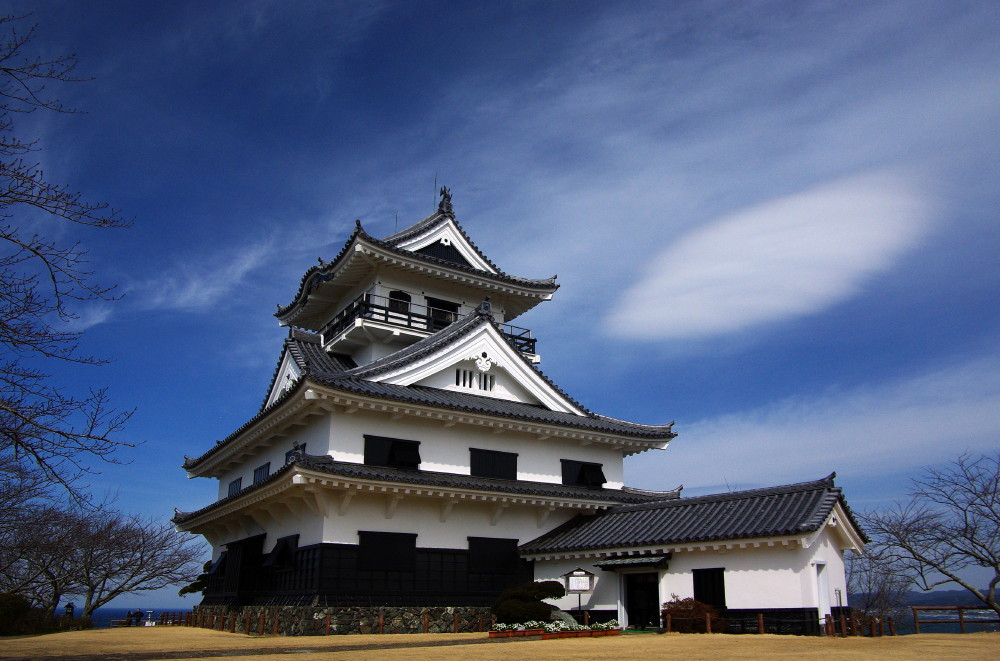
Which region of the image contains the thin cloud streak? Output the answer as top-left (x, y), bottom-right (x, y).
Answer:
top-left (131, 240), bottom-right (275, 313)
top-left (607, 172), bottom-right (933, 340)
top-left (626, 351), bottom-right (1000, 492)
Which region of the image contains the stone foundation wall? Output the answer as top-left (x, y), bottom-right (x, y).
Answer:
top-left (191, 604), bottom-right (495, 636)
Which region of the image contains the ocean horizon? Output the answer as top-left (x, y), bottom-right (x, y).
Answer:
top-left (86, 607), bottom-right (193, 629)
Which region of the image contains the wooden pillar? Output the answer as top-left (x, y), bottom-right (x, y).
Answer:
top-left (478, 614), bottom-right (483, 632)
top-left (852, 614), bottom-right (859, 636)
top-left (839, 613), bottom-right (847, 637)
top-left (878, 617), bottom-right (885, 637)
top-left (824, 614), bottom-right (834, 637)
top-left (245, 613), bottom-right (251, 635)
top-left (491, 614), bottom-right (496, 629)
top-left (958, 608), bottom-right (966, 634)
top-left (325, 614), bottom-right (331, 636)
top-left (423, 612), bottom-right (429, 634)
top-left (757, 613), bottom-right (765, 634)
top-left (273, 613), bottom-right (280, 635)
top-left (584, 611), bottom-right (590, 626)
top-left (258, 613), bottom-right (265, 636)
top-left (454, 612), bottom-right (460, 633)
top-left (666, 613), bottom-right (672, 633)
top-left (705, 613), bottom-right (712, 634)
top-left (888, 616), bottom-right (896, 636)
top-left (912, 607), bottom-right (920, 635)
top-left (378, 613), bottom-right (384, 634)
top-left (229, 613), bottom-right (236, 633)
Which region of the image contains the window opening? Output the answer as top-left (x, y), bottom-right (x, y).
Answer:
top-left (426, 297), bottom-right (459, 331)
top-left (560, 459), bottom-right (607, 488)
top-left (364, 435), bottom-right (421, 469)
top-left (227, 477), bottom-right (242, 497)
top-left (358, 531), bottom-right (417, 571)
top-left (388, 290), bottom-right (411, 314)
top-left (693, 567), bottom-right (727, 610)
top-left (470, 448), bottom-right (517, 480)
top-left (253, 462), bottom-right (270, 485)
top-left (456, 369), bottom-right (495, 391)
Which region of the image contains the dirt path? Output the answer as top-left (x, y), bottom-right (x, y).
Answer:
top-left (2, 628), bottom-right (997, 661)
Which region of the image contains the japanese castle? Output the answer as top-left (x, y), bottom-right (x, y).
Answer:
top-left (174, 189), bottom-right (864, 633)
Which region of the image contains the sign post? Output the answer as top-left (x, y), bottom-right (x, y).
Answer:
top-left (562, 567), bottom-right (596, 622)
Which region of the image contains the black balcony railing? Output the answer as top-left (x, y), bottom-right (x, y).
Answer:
top-left (320, 293), bottom-right (537, 354)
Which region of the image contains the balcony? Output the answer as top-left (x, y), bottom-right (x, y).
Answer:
top-left (320, 293), bottom-right (537, 354)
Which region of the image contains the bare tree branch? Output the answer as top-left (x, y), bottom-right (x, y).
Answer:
top-left (859, 453), bottom-right (1000, 617)
top-left (0, 14), bottom-right (133, 496)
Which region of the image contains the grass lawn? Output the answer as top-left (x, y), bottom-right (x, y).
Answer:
top-left (2, 627), bottom-right (997, 661)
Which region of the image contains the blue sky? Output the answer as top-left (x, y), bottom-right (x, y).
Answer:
top-left (11, 1), bottom-right (1000, 606)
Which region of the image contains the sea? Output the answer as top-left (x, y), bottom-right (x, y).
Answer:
top-left (87, 607), bottom-right (192, 629)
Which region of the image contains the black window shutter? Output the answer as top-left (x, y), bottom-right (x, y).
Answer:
top-left (358, 531), bottom-right (417, 571)
top-left (693, 567), bottom-right (727, 610)
top-left (468, 537), bottom-right (519, 572)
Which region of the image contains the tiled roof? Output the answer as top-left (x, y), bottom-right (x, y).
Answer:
top-left (519, 474), bottom-right (865, 555)
top-left (184, 318), bottom-right (674, 472)
top-left (275, 220), bottom-right (557, 319)
top-left (173, 456), bottom-right (663, 524)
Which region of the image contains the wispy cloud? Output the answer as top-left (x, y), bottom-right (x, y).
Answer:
top-left (606, 172), bottom-right (933, 340)
top-left (131, 240), bottom-right (274, 313)
top-left (626, 351), bottom-right (1000, 493)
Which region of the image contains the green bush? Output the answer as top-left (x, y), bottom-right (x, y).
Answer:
top-left (0, 593), bottom-right (30, 635)
top-left (660, 594), bottom-right (726, 633)
top-left (492, 580), bottom-right (566, 624)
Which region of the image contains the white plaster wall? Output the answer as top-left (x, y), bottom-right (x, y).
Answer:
top-left (658, 532), bottom-right (848, 612)
top-left (327, 409), bottom-right (625, 488)
top-left (315, 491), bottom-right (579, 548)
top-left (214, 416), bottom-right (334, 501)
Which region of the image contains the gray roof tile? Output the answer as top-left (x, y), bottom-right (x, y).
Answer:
top-left (174, 455), bottom-right (662, 524)
top-left (518, 474), bottom-right (865, 554)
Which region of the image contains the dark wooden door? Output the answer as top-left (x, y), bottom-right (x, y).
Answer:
top-left (624, 572), bottom-right (660, 629)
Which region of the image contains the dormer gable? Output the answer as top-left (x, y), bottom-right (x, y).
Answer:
top-left (349, 300), bottom-right (586, 415)
top-left (263, 350), bottom-right (302, 409)
top-left (393, 217), bottom-right (498, 274)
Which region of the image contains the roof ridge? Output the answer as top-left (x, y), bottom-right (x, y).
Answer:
top-left (608, 474), bottom-right (839, 513)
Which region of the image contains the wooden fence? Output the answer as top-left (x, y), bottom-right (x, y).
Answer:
top-left (911, 606), bottom-right (1000, 634)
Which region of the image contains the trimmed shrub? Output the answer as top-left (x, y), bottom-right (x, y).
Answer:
top-left (493, 580), bottom-right (566, 624)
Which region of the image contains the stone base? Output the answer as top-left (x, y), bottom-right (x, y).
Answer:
top-left (191, 604), bottom-right (495, 636)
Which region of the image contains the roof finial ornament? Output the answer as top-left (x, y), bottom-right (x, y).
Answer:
top-left (438, 186), bottom-right (453, 216)
top-left (475, 296), bottom-right (492, 317)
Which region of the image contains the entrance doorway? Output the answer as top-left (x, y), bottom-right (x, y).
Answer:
top-left (624, 572), bottom-right (660, 629)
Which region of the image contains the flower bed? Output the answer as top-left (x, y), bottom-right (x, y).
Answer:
top-left (490, 619), bottom-right (621, 639)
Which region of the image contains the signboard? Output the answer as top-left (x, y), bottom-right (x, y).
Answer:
top-left (563, 567), bottom-right (596, 594)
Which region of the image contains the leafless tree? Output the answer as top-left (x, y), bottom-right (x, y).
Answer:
top-left (71, 510), bottom-right (205, 617)
top-left (860, 453), bottom-right (1000, 617)
top-left (846, 547), bottom-right (914, 619)
top-left (0, 501), bottom-right (205, 617)
top-left (0, 14), bottom-right (133, 495)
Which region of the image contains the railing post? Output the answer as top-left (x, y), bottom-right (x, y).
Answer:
top-left (839, 612), bottom-right (847, 637)
top-left (705, 612), bottom-right (712, 634)
top-left (888, 616), bottom-right (896, 636)
top-left (666, 613), bottom-right (672, 633)
top-left (378, 612), bottom-right (384, 634)
top-left (757, 613), bottom-right (764, 634)
top-left (958, 607), bottom-right (966, 634)
top-left (825, 614), bottom-right (834, 637)
top-left (454, 612), bottom-right (460, 633)
top-left (423, 612), bottom-right (429, 634)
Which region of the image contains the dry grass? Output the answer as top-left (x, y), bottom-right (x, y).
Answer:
top-left (1, 627), bottom-right (997, 661)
